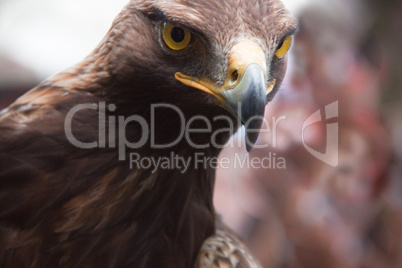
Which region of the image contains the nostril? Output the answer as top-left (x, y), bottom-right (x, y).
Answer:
top-left (230, 70), bottom-right (239, 84)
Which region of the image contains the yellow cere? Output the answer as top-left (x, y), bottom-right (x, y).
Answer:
top-left (275, 36), bottom-right (292, 58)
top-left (162, 22), bottom-right (192, 51)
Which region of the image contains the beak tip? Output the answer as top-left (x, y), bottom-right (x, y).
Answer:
top-left (244, 128), bottom-right (261, 153)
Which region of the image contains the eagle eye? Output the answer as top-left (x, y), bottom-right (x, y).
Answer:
top-left (162, 22), bottom-right (193, 51)
top-left (275, 36), bottom-right (292, 58)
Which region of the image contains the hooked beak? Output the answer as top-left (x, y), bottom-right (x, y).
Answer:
top-left (175, 40), bottom-right (275, 152)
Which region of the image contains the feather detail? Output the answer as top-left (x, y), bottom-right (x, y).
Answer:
top-left (196, 227), bottom-right (262, 268)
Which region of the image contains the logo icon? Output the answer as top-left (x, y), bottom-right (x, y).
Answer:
top-left (302, 101), bottom-right (339, 167)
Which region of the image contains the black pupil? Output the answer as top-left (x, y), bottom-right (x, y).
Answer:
top-left (171, 27), bottom-right (186, 43)
top-left (278, 40), bottom-right (284, 49)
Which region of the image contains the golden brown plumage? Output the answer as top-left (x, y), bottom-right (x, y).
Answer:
top-left (0, 0), bottom-right (296, 267)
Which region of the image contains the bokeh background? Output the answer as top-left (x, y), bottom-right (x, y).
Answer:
top-left (1, 0), bottom-right (401, 267)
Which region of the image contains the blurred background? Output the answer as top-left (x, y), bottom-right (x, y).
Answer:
top-left (0, 0), bottom-right (401, 267)
top-left (215, 0), bottom-right (402, 267)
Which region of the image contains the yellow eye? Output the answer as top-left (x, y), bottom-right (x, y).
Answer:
top-left (162, 22), bottom-right (193, 51)
top-left (275, 36), bottom-right (292, 58)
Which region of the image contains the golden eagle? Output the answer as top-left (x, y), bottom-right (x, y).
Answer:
top-left (0, 0), bottom-right (297, 267)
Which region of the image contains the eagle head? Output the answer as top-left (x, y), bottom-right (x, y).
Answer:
top-left (100, 0), bottom-right (298, 152)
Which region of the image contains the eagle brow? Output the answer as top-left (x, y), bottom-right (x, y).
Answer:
top-left (141, 7), bottom-right (165, 21)
top-left (141, 5), bottom-right (204, 35)
top-left (280, 25), bottom-right (299, 41)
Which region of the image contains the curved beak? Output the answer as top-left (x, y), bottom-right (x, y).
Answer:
top-left (175, 40), bottom-right (275, 152)
top-left (222, 64), bottom-right (267, 151)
